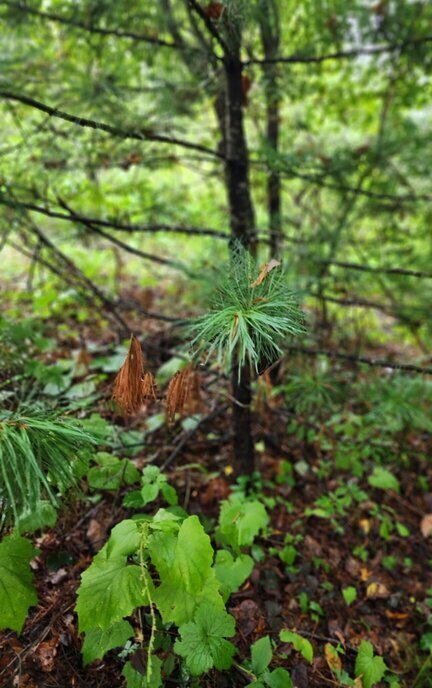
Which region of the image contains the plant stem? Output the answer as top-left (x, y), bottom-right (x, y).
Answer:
top-left (139, 525), bottom-right (157, 684)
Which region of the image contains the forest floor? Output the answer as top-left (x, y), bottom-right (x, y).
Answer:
top-left (0, 315), bottom-right (431, 688)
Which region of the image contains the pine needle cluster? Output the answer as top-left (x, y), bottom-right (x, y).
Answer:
top-left (0, 411), bottom-right (95, 528)
top-left (188, 246), bottom-right (305, 376)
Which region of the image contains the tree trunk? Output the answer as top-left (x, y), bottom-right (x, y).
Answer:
top-left (265, 77), bottom-right (282, 259)
top-left (224, 51), bottom-right (256, 476)
top-left (259, 0), bottom-right (281, 259)
top-left (259, 0), bottom-right (282, 383)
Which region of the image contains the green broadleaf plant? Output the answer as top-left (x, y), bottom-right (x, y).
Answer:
top-left (174, 602), bottom-right (236, 675)
top-left (216, 495), bottom-right (269, 552)
top-left (0, 534), bottom-right (38, 633)
top-left (355, 640), bottom-right (388, 688)
top-left (75, 488), bottom-right (268, 686)
top-left (279, 630), bottom-right (314, 664)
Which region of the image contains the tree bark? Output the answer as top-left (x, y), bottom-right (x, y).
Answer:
top-left (259, 0), bottom-right (282, 259)
top-left (224, 49), bottom-right (256, 476)
top-left (259, 0), bottom-right (283, 384)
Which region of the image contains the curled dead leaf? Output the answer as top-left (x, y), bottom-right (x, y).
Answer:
top-left (360, 566), bottom-right (372, 582)
top-left (325, 642), bottom-right (342, 675)
top-left (37, 638), bottom-right (59, 672)
top-left (359, 518), bottom-right (371, 535)
top-left (112, 335), bottom-right (157, 416)
top-left (166, 365), bottom-right (203, 423)
top-left (366, 582), bottom-right (390, 599)
top-left (420, 514), bottom-right (432, 538)
top-left (250, 259), bottom-right (281, 288)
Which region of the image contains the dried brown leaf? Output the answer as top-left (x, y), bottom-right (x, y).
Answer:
top-left (325, 642), bottom-right (342, 675)
top-left (250, 258), bottom-right (281, 288)
top-left (166, 365), bottom-right (203, 423)
top-left (421, 514), bottom-right (432, 538)
top-left (112, 335), bottom-right (156, 416)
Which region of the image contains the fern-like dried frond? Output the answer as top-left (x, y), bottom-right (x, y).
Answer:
top-left (113, 335), bottom-right (157, 416)
top-left (166, 365), bottom-right (203, 423)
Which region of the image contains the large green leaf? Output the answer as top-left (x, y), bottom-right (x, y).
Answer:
top-left (251, 636), bottom-right (272, 675)
top-left (0, 534), bottom-right (38, 633)
top-left (82, 620), bottom-right (134, 665)
top-left (87, 452), bottom-right (140, 491)
top-left (174, 602), bottom-right (236, 675)
top-left (214, 550), bottom-right (254, 598)
top-left (152, 515), bottom-right (223, 625)
top-left (77, 557), bottom-right (144, 631)
top-left (105, 520), bottom-right (141, 558)
top-left (76, 522), bottom-right (146, 632)
top-left (122, 655), bottom-right (162, 688)
top-left (355, 640), bottom-right (388, 688)
top-left (263, 668), bottom-right (293, 688)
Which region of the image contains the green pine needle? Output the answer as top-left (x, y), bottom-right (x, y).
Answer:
top-left (0, 411), bottom-right (95, 528)
top-left (188, 245), bottom-right (306, 376)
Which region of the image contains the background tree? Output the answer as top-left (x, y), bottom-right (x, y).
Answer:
top-left (0, 0), bottom-right (431, 475)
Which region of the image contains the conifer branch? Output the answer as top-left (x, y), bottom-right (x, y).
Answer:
top-left (244, 35), bottom-right (432, 66)
top-left (0, 0), bottom-right (190, 50)
top-left (0, 90), bottom-right (224, 159)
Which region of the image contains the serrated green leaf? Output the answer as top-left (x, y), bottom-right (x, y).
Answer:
top-left (141, 482), bottom-right (160, 505)
top-left (82, 620), bottom-right (134, 665)
top-left (263, 668), bottom-right (293, 688)
top-left (122, 655), bottom-right (162, 688)
top-left (368, 467), bottom-right (399, 493)
top-left (152, 515), bottom-right (223, 625)
top-left (16, 501), bottom-right (57, 534)
top-left (251, 636), bottom-right (272, 675)
top-left (106, 520), bottom-right (141, 558)
top-left (88, 453), bottom-right (140, 490)
top-left (355, 640), bottom-right (388, 688)
top-left (0, 534), bottom-right (38, 633)
top-left (76, 549), bottom-right (146, 631)
top-left (217, 497), bottom-right (269, 551)
top-left (174, 602), bottom-right (236, 675)
top-left (214, 550), bottom-right (254, 598)
top-left (279, 630), bottom-right (313, 664)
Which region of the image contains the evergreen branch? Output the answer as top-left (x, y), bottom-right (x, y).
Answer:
top-left (0, 90), bottom-right (224, 159)
top-left (0, 193), bottom-right (229, 239)
top-left (0, 0), bottom-right (191, 50)
top-left (56, 198), bottom-right (190, 272)
top-left (262, 164), bottom-right (432, 203)
top-left (0, 411), bottom-right (95, 527)
top-left (27, 223), bottom-right (130, 331)
top-left (244, 35), bottom-right (432, 66)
